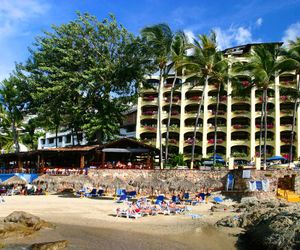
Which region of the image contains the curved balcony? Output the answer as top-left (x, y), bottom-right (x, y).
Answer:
top-left (280, 74), bottom-right (297, 89)
top-left (184, 145), bottom-right (202, 160)
top-left (207, 110), bottom-right (227, 118)
top-left (231, 145), bottom-right (250, 160)
top-left (281, 145), bottom-right (296, 160)
top-left (255, 145), bottom-right (274, 158)
top-left (207, 96), bottom-right (227, 105)
top-left (231, 124), bottom-right (250, 131)
top-left (140, 125), bottom-right (157, 133)
top-left (163, 78), bottom-right (182, 91)
top-left (232, 96), bottom-right (250, 104)
top-left (161, 111), bottom-right (181, 119)
top-left (206, 145), bottom-right (226, 157)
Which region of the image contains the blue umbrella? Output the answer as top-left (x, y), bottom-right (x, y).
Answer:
top-left (267, 156), bottom-right (286, 161)
top-left (211, 154), bottom-right (223, 160)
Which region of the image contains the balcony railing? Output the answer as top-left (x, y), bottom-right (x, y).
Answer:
top-left (142, 126), bottom-right (156, 132)
top-left (256, 124), bottom-right (274, 129)
top-left (188, 96), bottom-right (201, 101)
top-left (233, 124), bottom-right (249, 129)
top-left (143, 96), bottom-right (156, 101)
top-left (231, 152), bottom-right (248, 157)
top-left (142, 111), bottom-right (157, 116)
top-left (165, 96), bottom-right (181, 103)
top-left (208, 139), bottom-right (225, 144)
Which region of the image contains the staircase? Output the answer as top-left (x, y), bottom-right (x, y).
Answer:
top-left (277, 188), bottom-right (300, 202)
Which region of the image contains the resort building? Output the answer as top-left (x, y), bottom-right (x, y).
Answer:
top-left (136, 43), bottom-right (299, 165)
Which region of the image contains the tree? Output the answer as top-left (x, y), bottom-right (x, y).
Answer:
top-left (165, 31), bottom-right (188, 164)
top-left (280, 38), bottom-right (300, 165)
top-left (209, 55), bottom-right (229, 167)
top-left (183, 32), bottom-right (221, 169)
top-left (0, 75), bottom-right (25, 153)
top-left (22, 13), bottom-right (155, 145)
top-left (141, 24), bottom-right (174, 169)
top-left (233, 43), bottom-right (284, 168)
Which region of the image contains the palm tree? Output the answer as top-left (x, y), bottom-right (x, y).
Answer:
top-left (233, 43), bottom-right (284, 169)
top-left (209, 56), bottom-right (229, 167)
top-left (141, 24), bottom-right (174, 169)
top-left (281, 38), bottom-right (300, 165)
top-left (165, 31), bottom-right (188, 164)
top-left (183, 32), bottom-right (224, 169)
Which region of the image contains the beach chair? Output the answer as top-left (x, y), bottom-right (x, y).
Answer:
top-left (127, 191), bottom-right (137, 198)
top-left (97, 189), bottom-right (104, 197)
top-left (85, 188), bottom-right (97, 197)
top-left (155, 195), bottom-right (165, 205)
top-left (116, 194), bottom-right (128, 203)
top-left (172, 195), bottom-right (181, 204)
top-left (183, 193), bottom-right (194, 205)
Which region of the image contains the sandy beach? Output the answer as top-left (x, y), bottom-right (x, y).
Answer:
top-left (0, 195), bottom-right (240, 249)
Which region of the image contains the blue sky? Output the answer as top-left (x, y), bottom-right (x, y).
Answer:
top-left (1, 0), bottom-right (300, 81)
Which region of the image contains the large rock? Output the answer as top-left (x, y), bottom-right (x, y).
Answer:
top-left (216, 200), bottom-right (300, 249)
top-left (0, 211), bottom-right (52, 239)
top-left (31, 240), bottom-right (68, 250)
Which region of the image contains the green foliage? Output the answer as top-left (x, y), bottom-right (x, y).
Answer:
top-left (20, 13), bottom-right (155, 144)
top-left (169, 153), bottom-right (185, 167)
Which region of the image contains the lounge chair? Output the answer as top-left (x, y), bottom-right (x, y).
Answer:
top-left (172, 195), bottom-right (181, 204)
top-left (127, 191), bottom-right (137, 198)
top-left (97, 189), bottom-right (104, 197)
top-left (116, 194), bottom-right (127, 203)
top-left (85, 188), bottom-right (97, 197)
top-left (116, 208), bottom-right (142, 219)
top-left (155, 195), bottom-right (165, 205)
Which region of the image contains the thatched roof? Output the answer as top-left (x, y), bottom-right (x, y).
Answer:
top-left (2, 176), bottom-right (27, 185)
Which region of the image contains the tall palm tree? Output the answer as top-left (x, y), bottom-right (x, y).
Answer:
top-left (280, 38), bottom-right (300, 165)
top-left (165, 31), bottom-right (188, 164)
top-left (183, 32), bottom-right (224, 169)
top-left (141, 24), bottom-right (174, 169)
top-left (233, 43), bottom-right (284, 169)
top-left (209, 57), bottom-right (229, 167)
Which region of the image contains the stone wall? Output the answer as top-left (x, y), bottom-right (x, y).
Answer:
top-left (87, 169), bottom-right (300, 196)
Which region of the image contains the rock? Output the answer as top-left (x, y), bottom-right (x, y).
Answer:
top-left (31, 240), bottom-right (68, 250)
top-left (4, 211), bottom-right (45, 229)
top-left (216, 215), bottom-right (240, 228)
top-left (211, 204), bottom-right (229, 212)
top-left (0, 211), bottom-right (52, 240)
top-left (216, 200), bottom-right (300, 249)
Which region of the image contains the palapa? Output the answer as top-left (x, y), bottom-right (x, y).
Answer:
top-left (2, 176), bottom-right (27, 185)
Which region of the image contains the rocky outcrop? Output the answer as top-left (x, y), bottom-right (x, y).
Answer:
top-left (0, 211), bottom-right (52, 239)
top-left (216, 200), bottom-right (300, 250)
top-left (31, 240), bottom-right (68, 250)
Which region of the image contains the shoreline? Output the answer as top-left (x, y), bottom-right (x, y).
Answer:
top-left (0, 195), bottom-right (240, 250)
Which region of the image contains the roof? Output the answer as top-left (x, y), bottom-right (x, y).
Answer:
top-left (223, 42), bottom-right (284, 55)
top-left (100, 138), bottom-right (159, 153)
top-left (39, 145), bottom-right (99, 152)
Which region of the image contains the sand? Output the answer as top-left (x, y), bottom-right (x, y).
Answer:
top-left (0, 195), bottom-right (240, 249)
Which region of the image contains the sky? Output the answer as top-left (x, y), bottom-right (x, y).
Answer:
top-left (1, 0), bottom-right (300, 81)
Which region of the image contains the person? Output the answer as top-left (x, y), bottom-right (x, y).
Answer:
top-left (197, 188), bottom-right (206, 203)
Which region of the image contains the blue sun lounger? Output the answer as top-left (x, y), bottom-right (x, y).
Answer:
top-left (85, 188), bottom-right (97, 197)
top-left (116, 194), bottom-right (128, 203)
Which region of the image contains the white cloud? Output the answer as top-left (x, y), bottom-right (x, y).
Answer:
top-left (214, 26), bottom-right (259, 50)
top-left (184, 29), bottom-right (196, 43)
top-left (0, 0), bottom-right (49, 20)
top-left (0, 0), bottom-right (50, 39)
top-left (184, 30), bottom-right (196, 55)
top-left (282, 21), bottom-right (300, 44)
top-left (256, 17), bottom-right (263, 27)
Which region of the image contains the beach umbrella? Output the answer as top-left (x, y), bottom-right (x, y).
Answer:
top-left (111, 177), bottom-right (127, 189)
top-left (33, 174), bottom-right (55, 184)
top-left (176, 179), bottom-right (195, 192)
top-left (267, 156), bottom-right (286, 161)
top-left (2, 176), bottom-right (27, 185)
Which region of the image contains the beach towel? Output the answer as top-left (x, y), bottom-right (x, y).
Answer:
top-left (249, 181), bottom-right (256, 191)
top-left (262, 180), bottom-right (269, 191)
top-left (186, 213), bottom-right (203, 219)
top-left (256, 181), bottom-right (263, 191)
top-left (213, 197), bottom-right (223, 203)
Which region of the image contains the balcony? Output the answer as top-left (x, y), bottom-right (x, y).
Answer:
top-left (184, 138), bottom-right (202, 147)
top-left (208, 96), bottom-right (227, 104)
top-left (142, 96), bottom-right (158, 105)
top-left (163, 96), bottom-right (181, 104)
top-left (140, 126), bottom-right (157, 133)
top-left (280, 96), bottom-right (294, 103)
top-left (141, 111), bottom-right (157, 119)
top-left (232, 124), bottom-right (250, 131)
top-left (207, 110), bottom-right (226, 118)
top-left (255, 124), bottom-right (274, 130)
top-left (207, 125), bottom-right (226, 132)
top-left (207, 139), bottom-right (226, 145)
top-left (232, 96), bottom-right (250, 104)
top-left (141, 138), bottom-right (156, 146)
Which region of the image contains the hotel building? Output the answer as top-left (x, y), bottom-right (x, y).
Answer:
top-left (136, 43), bottom-right (299, 165)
